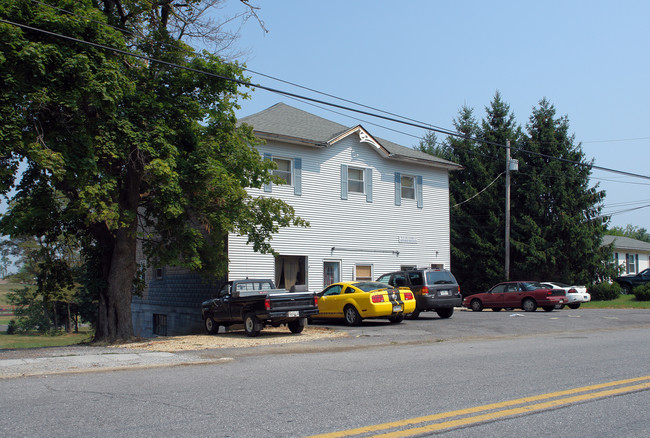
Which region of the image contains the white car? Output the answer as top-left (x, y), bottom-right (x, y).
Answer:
top-left (541, 282), bottom-right (590, 309)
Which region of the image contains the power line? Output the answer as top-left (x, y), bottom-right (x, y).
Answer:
top-left (2, 16), bottom-right (650, 182)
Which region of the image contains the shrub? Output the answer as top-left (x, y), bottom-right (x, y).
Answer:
top-left (633, 283), bottom-right (650, 302)
top-left (6, 319), bottom-right (17, 335)
top-left (588, 282), bottom-right (621, 301)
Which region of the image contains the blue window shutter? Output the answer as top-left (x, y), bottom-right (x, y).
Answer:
top-left (365, 168), bottom-right (373, 203)
top-left (294, 158), bottom-right (302, 196)
top-left (394, 172), bottom-right (401, 206)
top-left (263, 153), bottom-right (272, 192)
top-left (341, 164), bottom-right (348, 200)
top-left (416, 175), bottom-right (423, 208)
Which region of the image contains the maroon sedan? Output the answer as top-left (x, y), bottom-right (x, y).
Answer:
top-left (462, 281), bottom-right (566, 312)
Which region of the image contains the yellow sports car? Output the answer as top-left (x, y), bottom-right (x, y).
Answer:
top-left (313, 281), bottom-right (416, 325)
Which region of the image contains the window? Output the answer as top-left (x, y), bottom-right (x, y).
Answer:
top-left (355, 265), bottom-right (372, 281)
top-left (155, 268), bottom-right (164, 280)
top-left (394, 172), bottom-right (423, 208)
top-left (273, 157), bottom-right (292, 185)
top-left (401, 175), bottom-right (415, 199)
top-left (407, 271), bottom-right (424, 286)
top-left (153, 314), bottom-right (167, 336)
top-left (626, 253), bottom-right (637, 274)
top-left (264, 154), bottom-right (302, 195)
top-left (322, 284), bottom-right (343, 296)
top-left (348, 167), bottom-right (365, 193)
top-left (324, 261), bottom-right (340, 287)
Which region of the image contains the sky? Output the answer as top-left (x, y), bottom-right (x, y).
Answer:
top-left (216, 0), bottom-right (650, 231)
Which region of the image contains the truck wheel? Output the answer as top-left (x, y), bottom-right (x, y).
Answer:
top-left (244, 312), bottom-right (261, 337)
top-left (621, 284), bottom-right (632, 295)
top-left (568, 303), bottom-right (581, 309)
top-left (388, 314), bottom-right (404, 323)
top-left (344, 305), bottom-right (362, 326)
top-left (288, 318), bottom-right (305, 334)
top-left (522, 298), bottom-right (537, 312)
top-left (436, 308), bottom-right (454, 319)
top-left (204, 317), bottom-right (219, 335)
top-left (470, 299), bottom-right (483, 312)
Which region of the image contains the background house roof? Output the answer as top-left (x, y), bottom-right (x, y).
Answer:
top-left (602, 235), bottom-right (650, 252)
top-left (238, 103), bottom-right (463, 170)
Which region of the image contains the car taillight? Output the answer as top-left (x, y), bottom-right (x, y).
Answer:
top-left (457, 286), bottom-right (461, 295)
top-left (265, 298), bottom-right (271, 310)
top-left (314, 295), bottom-right (319, 306)
top-left (371, 295), bottom-right (385, 303)
top-left (403, 292), bottom-right (414, 300)
top-left (422, 286), bottom-right (429, 295)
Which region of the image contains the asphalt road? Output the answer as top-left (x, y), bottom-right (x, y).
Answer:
top-left (1, 308), bottom-right (649, 437)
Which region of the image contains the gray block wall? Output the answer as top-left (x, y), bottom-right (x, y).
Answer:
top-left (131, 268), bottom-right (222, 337)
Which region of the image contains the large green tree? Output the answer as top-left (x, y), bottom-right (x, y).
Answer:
top-left (421, 94), bottom-right (611, 292)
top-left (0, 0), bottom-right (304, 341)
top-left (510, 98), bottom-right (609, 284)
top-left (438, 93), bottom-right (522, 293)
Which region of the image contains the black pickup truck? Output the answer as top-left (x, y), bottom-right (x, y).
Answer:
top-left (201, 279), bottom-right (319, 337)
top-left (614, 268), bottom-right (650, 294)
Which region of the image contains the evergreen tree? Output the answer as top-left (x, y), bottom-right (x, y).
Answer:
top-left (511, 98), bottom-right (610, 284)
top-left (450, 93), bottom-right (521, 293)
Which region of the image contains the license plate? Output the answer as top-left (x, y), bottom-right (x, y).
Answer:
top-left (288, 311), bottom-right (299, 317)
top-left (393, 305), bottom-right (402, 312)
top-left (440, 290), bottom-right (450, 296)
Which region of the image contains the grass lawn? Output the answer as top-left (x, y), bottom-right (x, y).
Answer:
top-left (582, 294), bottom-right (650, 309)
top-left (0, 328), bottom-right (94, 349)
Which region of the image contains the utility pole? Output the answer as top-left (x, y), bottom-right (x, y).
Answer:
top-left (505, 140), bottom-right (511, 281)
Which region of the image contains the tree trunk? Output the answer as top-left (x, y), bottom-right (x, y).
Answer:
top-left (94, 226), bottom-right (137, 342)
top-left (93, 153), bottom-right (143, 342)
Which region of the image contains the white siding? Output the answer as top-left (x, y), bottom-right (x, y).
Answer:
top-left (228, 134), bottom-right (452, 290)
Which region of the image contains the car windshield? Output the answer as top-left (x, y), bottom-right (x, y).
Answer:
top-left (425, 271), bottom-right (456, 285)
top-left (354, 282), bottom-right (392, 292)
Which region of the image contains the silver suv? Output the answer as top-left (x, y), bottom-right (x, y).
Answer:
top-left (376, 269), bottom-right (461, 319)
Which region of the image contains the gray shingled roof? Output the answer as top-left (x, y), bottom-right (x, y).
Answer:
top-left (602, 235), bottom-right (650, 251)
top-left (238, 103), bottom-right (462, 170)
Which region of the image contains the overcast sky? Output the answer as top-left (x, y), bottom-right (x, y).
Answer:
top-left (219, 0), bottom-right (650, 231)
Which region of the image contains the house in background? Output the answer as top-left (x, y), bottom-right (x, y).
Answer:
top-left (602, 235), bottom-right (650, 274)
top-left (132, 103), bottom-right (462, 337)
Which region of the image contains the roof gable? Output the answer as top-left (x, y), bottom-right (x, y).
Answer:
top-left (238, 103), bottom-right (462, 170)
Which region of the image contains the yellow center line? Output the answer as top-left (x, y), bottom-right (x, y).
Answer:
top-left (371, 381), bottom-right (650, 438)
top-left (306, 375), bottom-right (650, 438)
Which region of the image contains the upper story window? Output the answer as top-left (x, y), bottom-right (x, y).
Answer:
top-left (263, 153), bottom-right (302, 196)
top-left (394, 172), bottom-right (423, 208)
top-left (341, 164), bottom-right (372, 202)
top-left (273, 157), bottom-right (292, 185)
top-left (348, 167), bottom-right (365, 193)
top-left (401, 175), bottom-right (415, 199)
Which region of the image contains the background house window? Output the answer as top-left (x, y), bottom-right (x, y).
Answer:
top-left (626, 253), bottom-right (637, 274)
top-left (348, 167), bottom-right (365, 193)
top-left (155, 268), bottom-right (164, 280)
top-left (355, 264), bottom-right (372, 281)
top-left (401, 175), bottom-right (415, 199)
top-left (273, 157), bottom-right (292, 185)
